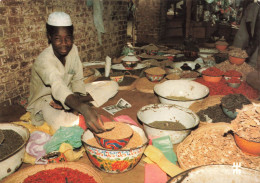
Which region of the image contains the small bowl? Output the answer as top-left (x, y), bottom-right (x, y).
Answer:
top-left (137, 104), bottom-right (200, 144)
top-left (82, 124), bottom-right (148, 173)
top-left (221, 106), bottom-right (238, 119)
top-left (0, 123), bottom-right (30, 180)
top-left (202, 74), bottom-right (222, 83)
top-left (234, 134), bottom-right (260, 156)
top-left (216, 44), bottom-right (227, 51)
top-left (227, 82), bottom-right (241, 88)
top-left (229, 55), bottom-right (246, 65)
top-left (110, 73), bottom-right (124, 83)
top-left (145, 73), bottom-right (165, 82)
top-left (122, 61), bottom-right (138, 70)
top-left (154, 80), bottom-right (209, 108)
top-left (94, 122), bottom-right (133, 150)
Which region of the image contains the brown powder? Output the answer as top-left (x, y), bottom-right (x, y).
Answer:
top-left (95, 122), bottom-right (133, 139)
top-left (87, 130), bottom-right (143, 149)
top-left (145, 67), bottom-right (166, 75)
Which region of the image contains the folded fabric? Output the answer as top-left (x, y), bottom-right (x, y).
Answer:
top-left (114, 115), bottom-right (138, 126)
top-left (152, 135), bottom-right (177, 164)
top-left (85, 81), bottom-right (119, 107)
top-left (59, 143), bottom-right (85, 162)
top-left (44, 126), bottom-right (84, 154)
top-left (144, 145), bottom-right (183, 177)
top-left (26, 131), bottom-right (51, 161)
top-left (145, 164), bottom-right (168, 183)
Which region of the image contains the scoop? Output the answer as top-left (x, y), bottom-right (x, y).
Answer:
top-left (0, 129), bottom-right (4, 144)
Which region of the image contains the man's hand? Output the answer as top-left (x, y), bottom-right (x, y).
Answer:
top-left (65, 94), bottom-right (106, 133)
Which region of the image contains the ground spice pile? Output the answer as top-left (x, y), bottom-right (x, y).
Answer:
top-left (23, 167), bottom-right (97, 183)
top-left (221, 94), bottom-right (251, 113)
top-left (96, 122), bottom-right (133, 139)
top-left (145, 67), bottom-right (166, 75)
top-left (149, 121), bottom-right (186, 130)
top-left (0, 130), bottom-right (24, 160)
top-left (196, 104), bottom-right (232, 123)
top-left (231, 104), bottom-right (260, 142)
top-left (202, 67), bottom-right (224, 76)
top-left (177, 123), bottom-right (260, 170)
top-left (215, 60), bottom-right (255, 80)
top-left (195, 78), bottom-right (259, 99)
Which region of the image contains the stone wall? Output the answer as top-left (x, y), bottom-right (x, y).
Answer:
top-left (135, 0), bottom-right (167, 44)
top-left (0, 0), bottom-right (127, 106)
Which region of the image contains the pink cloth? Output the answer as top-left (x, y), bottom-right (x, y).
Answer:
top-left (114, 115), bottom-right (138, 126)
top-left (145, 164), bottom-right (168, 183)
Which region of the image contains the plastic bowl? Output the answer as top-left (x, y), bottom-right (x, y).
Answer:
top-left (82, 124), bottom-right (148, 173)
top-left (221, 106), bottom-right (238, 119)
top-left (234, 134), bottom-right (260, 156)
top-left (137, 104), bottom-right (199, 144)
top-left (0, 123), bottom-right (30, 180)
top-left (202, 74), bottom-right (222, 83)
top-left (216, 44), bottom-right (227, 51)
top-left (110, 74), bottom-right (124, 83)
top-left (93, 122), bottom-right (133, 150)
top-left (229, 55), bottom-right (246, 65)
top-left (122, 61), bottom-right (138, 70)
top-left (145, 73), bottom-right (165, 82)
top-left (154, 80), bottom-right (209, 108)
top-left (227, 82), bottom-right (241, 88)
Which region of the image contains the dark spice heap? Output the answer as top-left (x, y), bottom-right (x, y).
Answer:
top-left (195, 78), bottom-right (259, 99)
top-left (0, 129), bottom-right (24, 160)
top-left (202, 67), bottom-right (224, 76)
top-left (197, 104), bottom-right (232, 123)
top-left (23, 167), bottom-right (97, 183)
top-left (149, 121), bottom-right (186, 130)
top-left (221, 94), bottom-right (251, 113)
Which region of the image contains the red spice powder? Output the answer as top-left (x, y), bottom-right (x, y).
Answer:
top-left (202, 67), bottom-right (224, 76)
top-left (226, 78), bottom-right (241, 83)
top-left (224, 70), bottom-right (242, 77)
top-left (195, 78), bottom-right (259, 99)
top-left (23, 167), bottom-right (97, 183)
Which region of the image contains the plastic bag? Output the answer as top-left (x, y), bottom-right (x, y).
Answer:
top-left (44, 126), bottom-right (84, 154)
top-left (152, 136), bottom-right (177, 164)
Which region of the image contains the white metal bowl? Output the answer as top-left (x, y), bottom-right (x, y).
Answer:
top-left (82, 124), bottom-right (148, 173)
top-left (0, 123), bottom-right (30, 180)
top-left (154, 80), bottom-right (209, 108)
top-left (168, 165), bottom-right (260, 183)
top-left (137, 104), bottom-right (199, 144)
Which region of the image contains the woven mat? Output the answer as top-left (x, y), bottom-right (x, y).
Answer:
top-left (2, 162), bottom-right (104, 183)
top-left (177, 123), bottom-right (260, 171)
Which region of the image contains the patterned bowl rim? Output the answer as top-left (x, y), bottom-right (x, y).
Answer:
top-left (83, 124), bottom-right (149, 152)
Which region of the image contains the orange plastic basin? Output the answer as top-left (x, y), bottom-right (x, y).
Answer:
top-left (234, 134), bottom-right (260, 156)
top-left (216, 44), bottom-right (227, 51)
top-left (202, 74), bottom-right (222, 83)
top-left (229, 56), bottom-right (246, 65)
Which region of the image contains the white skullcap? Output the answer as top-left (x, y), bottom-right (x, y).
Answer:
top-left (47, 12), bottom-right (72, 26)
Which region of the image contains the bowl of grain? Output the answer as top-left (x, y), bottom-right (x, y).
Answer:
top-left (137, 104), bottom-right (199, 144)
top-left (144, 67), bottom-right (166, 82)
top-left (93, 122), bottom-right (133, 150)
top-left (0, 123), bottom-right (30, 180)
top-left (154, 80), bottom-right (209, 108)
top-left (82, 123), bottom-right (148, 173)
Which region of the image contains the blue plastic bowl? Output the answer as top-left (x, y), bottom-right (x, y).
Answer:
top-left (222, 106), bottom-right (238, 119)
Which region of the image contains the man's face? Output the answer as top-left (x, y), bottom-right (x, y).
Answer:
top-left (49, 27), bottom-right (73, 58)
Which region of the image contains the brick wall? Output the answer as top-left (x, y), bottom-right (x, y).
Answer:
top-left (0, 0), bottom-right (127, 107)
top-left (135, 0), bottom-right (167, 44)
